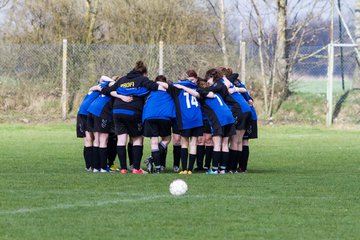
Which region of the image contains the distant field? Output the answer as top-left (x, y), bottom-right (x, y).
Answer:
top-left (0, 123), bottom-right (359, 239)
top-left (290, 76), bottom-right (353, 93)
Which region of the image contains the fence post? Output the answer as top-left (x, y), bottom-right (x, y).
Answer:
top-left (326, 44), bottom-right (334, 127)
top-left (61, 39), bottom-right (67, 120)
top-left (240, 41), bottom-right (246, 83)
top-left (159, 41), bottom-right (164, 75)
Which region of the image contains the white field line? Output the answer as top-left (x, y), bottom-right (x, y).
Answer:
top-left (0, 194), bottom-right (337, 215)
top-left (0, 194), bottom-right (169, 215)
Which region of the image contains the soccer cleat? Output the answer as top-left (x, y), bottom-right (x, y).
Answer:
top-left (179, 170), bottom-right (188, 175)
top-left (173, 166), bottom-right (180, 173)
top-left (206, 169), bottom-right (218, 175)
top-left (93, 168), bottom-right (100, 173)
top-left (187, 170), bottom-right (193, 175)
top-left (85, 167), bottom-right (92, 172)
top-left (154, 168), bottom-right (161, 174)
top-left (236, 168), bottom-right (247, 173)
top-left (144, 156), bottom-right (154, 174)
top-left (160, 165), bottom-right (165, 173)
top-left (100, 168), bottom-right (109, 173)
top-left (120, 169), bottom-right (128, 174)
top-left (219, 170), bottom-right (226, 174)
top-left (110, 165), bottom-right (119, 172)
top-left (132, 168), bottom-right (148, 174)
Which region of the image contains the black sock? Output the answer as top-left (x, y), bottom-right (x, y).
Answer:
top-left (188, 154), bottom-right (196, 171)
top-left (238, 150), bottom-right (243, 171)
top-left (212, 151), bottom-right (221, 171)
top-left (242, 146), bottom-right (249, 171)
top-left (83, 146), bottom-right (93, 169)
top-left (204, 146), bottom-right (213, 169)
top-left (151, 150), bottom-right (161, 167)
top-left (107, 136), bottom-right (117, 166)
top-left (128, 143), bottom-right (133, 166)
top-left (158, 142), bottom-right (167, 167)
top-left (180, 148), bottom-right (188, 171)
top-left (93, 147), bottom-right (100, 170)
top-left (173, 145), bottom-right (181, 168)
top-left (132, 145), bottom-right (143, 170)
top-left (99, 147), bottom-right (108, 170)
top-left (220, 151), bottom-right (229, 170)
top-left (228, 149), bottom-right (236, 171)
top-left (117, 146), bottom-right (127, 170)
top-left (196, 145), bottom-right (205, 169)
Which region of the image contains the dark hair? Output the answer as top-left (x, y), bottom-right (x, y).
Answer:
top-left (155, 75), bottom-right (167, 83)
top-left (197, 77), bottom-right (207, 89)
top-left (186, 69), bottom-right (198, 78)
top-left (134, 60), bottom-right (148, 75)
top-left (217, 67), bottom-right (232, 77)
top-left (205, 68), bottom-right (222, 82)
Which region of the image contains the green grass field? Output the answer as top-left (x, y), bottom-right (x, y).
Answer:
top-left (0, 123), bottom-right (359, 239)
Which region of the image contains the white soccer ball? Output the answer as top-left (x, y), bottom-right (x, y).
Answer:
top-left (169, 179), bottom-right (188, 196)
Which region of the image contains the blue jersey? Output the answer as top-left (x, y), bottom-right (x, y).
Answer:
top-left (87, 93), bottom-right (113, 119)
top-left (203, 93), bottom-right (234, 127)
top-left (78, 81), bottom-right (109, 116)
top-left (142, 90), bottom-right (176, 122)
top-left (167, 80), bottom-right (203, 130)
top-left (228, 85), bottom-right (251, 113)
top-left (233, 81), bottom-right (257, 120)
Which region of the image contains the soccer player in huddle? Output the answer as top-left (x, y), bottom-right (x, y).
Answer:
top-left (158, 70), bottom-right (207, 174)
top-left (227, 71), bottom-right (258, 172)
top-left (76, 75), bottom-right (114, 172)
top-left (198, 68), bottom-right (236, 174)
top-left (100, 61), bottom-right (166, 174)
top-left (142, 75), bottom-right (176, 173)
top-left (214, 67), bottom-right (251, 173)
top-left (195, 78), bottom-right (214, 172)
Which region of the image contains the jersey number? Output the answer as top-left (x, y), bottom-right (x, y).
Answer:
top-left (214, 94), bottom-right (224, 106)
top-left (184, 92), bottom-right (199, 108)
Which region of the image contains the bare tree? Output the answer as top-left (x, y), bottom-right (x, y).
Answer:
top-left (0, 0), bottom-right (10, 9)
top-left (219, 0), bottom-right (228, 66)
top-left (235, 0), bottom-right (328, 120)
top-left (85, 0), bottom-right (99, 45)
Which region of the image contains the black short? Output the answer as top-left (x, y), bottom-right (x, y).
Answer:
top-left (213, 123), bottom-right (236, 137)
top-left (180, 126), bottom-right (204, 138)
top-left (234, 111), bottom-right (252, 131)
top-left (143, 119), bottom-right (172, 137)
top-left (113, 114), bottom-right (142, 137)
top-left (76, 114), bottom-right (88, 138)
top-left (243, 119), bottom-right (258, 139)
top-left (172, 120), bottom-right (180, 135)
top-left (203, 120), bottom-right (212, 134)
top-left (87, 114), bottom-right (111, 133)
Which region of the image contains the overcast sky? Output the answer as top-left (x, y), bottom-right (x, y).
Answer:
top-left (0, 0), bottom-right (357, 36)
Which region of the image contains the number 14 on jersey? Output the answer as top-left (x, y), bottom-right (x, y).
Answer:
top-left (183, 92), bottom-right (199, 109)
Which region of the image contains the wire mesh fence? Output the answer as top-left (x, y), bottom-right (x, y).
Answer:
top-left (0, 41), bottom-right (358, 124)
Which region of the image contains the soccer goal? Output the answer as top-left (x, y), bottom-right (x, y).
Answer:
top-left (326, 0), bottom-right (360, 126)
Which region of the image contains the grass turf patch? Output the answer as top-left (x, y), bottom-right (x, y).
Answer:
top-left (0, 123), bottom-right (359, 239)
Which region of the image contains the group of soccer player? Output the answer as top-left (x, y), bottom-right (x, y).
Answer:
top-left (76, 60), bottom-right (257, 174)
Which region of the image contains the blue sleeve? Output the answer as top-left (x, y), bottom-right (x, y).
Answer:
top-left (239, 82), bottom-right (252, 101)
